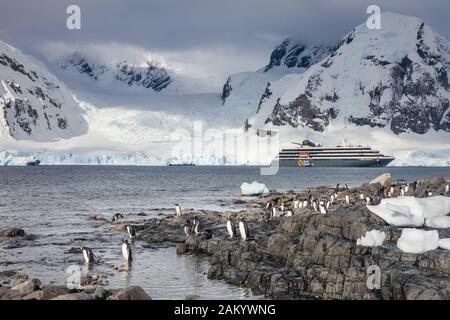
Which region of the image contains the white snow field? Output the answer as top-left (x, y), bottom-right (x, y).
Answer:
top-left (397, 229), bottom-right (439, 254)
top-left (356, 230), bottom-right (386, 247)
top-left (240, 181), bottom-right (270, 196)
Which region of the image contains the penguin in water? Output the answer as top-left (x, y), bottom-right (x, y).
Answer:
top-left (226, 216), bottom-right (237, 238)
top-left (122, 239), bottom-right (133, 263)
top-left (81, 247), bottom-right (95, 264)
top-left (238, 218), bottom-right (250, 242)
top-left (175, 204), bottom-right (182, 216)
top-left (112, 213), bottom-right (124, 223)
top-left (183, 221), bottom-right (192, 237)
top-left (126, 225), bottom-right (136, 240)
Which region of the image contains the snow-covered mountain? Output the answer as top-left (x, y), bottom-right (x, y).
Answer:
top-left (0, 40), bottom-right (87, 141)
top-left (247, 13), bottom-right (450, 136)
top-left (54, 52), bottom-right (215, 94)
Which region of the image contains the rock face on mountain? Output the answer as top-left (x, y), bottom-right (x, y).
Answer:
top-left (258, 13), bottom-right (450, 135)
top-left (0, 41), bottom-right (87, 141)
top-left (264, 39), bottom-right (332, 72)
top-left (58, 52), bottom-right (172, 92)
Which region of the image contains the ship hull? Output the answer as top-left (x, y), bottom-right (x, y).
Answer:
top-left (272, 157), bottom-right (394, 168)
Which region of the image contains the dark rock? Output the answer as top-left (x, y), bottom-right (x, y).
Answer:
top-left (51, 293), bottom-right (96, 300)
top-left (106, 286), bottom-right (152, 300)
top-left (0, 228), bottom-right (25, 238)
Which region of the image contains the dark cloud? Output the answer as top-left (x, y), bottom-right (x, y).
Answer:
top-left (1, 0), bottom-right (449, 84)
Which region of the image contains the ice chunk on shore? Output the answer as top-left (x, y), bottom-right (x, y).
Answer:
top-left (397, 229), bottom-right (439, 254)
top-left (370, 173), bottom-right (391, 188)
top-left (356, 230), bottom-right (386, 247)
top-left (240, 181), bottom-right (269, 196)
top-left (425, 216), bottom-right (450, 228)
top-left (419, 196), bottom-right (450, 218)
top-left (438, 239), bottom-right (450, 250)
top-left (367, 197), bottom-right (424, 227)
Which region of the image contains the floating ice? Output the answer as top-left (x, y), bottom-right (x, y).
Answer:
top-left (425, 216), bottom-right (450, 229)
top-left (356, 230), bottom-right (386, 247)
top-left (240, 181), bottom-right (269, 196)
top-left (397, 228), bottom-right (439, 254)
top-left (438, 238), bottom-right (450, 250)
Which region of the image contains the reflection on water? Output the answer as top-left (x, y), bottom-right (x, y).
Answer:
top-left (1, 165), bottom-right (450, 299)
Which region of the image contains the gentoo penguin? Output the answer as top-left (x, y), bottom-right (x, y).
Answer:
top-left (326, 200), bottom-right (331, 210)
top-left (302, 200), bottom-right (308, 208)
top-left (345, 184), bottom-right (349, 190)
top-left (345, 194), bottom-right (350, 204)
top-left (400, 187), bottom-right (405, 196)
top-left (389, 186), bottom-right (394, 195)
top-left (126, 225), bottom-right (136, 239)
top-left (191, 216), bottom-right (198, 233)
top-left (365, 197), bottom-right (373, 205)
top-left (446, 184), bottom-right (449, 193)
top-left (122, 239), bottom-right (133, 262)
top-left (405, 185), bottom-right (409, 194)
top-left (319, 202), bottom-right (327, 214)
top-left (280, 202), bottom-right (285, 212)
top-left (112, 213), bottom-right (124, 222)
top-left (81, 247), bottom-right (95, 264)
top-left (312, 200), bottom-right (318, 212)
top-left (238, 218), bottom-right (250, 241)
top-left (293, 200), bottom-right (300, 209)
top-left (359, 193), bottom-right (365, 200)
top-left (183, 221), bottom-right (192, 237)
top-left (427, 190), bottom-right (433, 197)
top-left (285, 210), bottom-right (293, 217)
top-left (272, 206), bottom-right (277, 219)
top-left (194, 220), bottom-right (203, 236)
top-left (335, 183), bottom-right (340, 192)
top-left (266, 202), bottom-right (273, 211)
top-left (226, 216), bottom-right (237, 238)
top-left (175, 204), bottom-right (182, 216)
top-left (330, 194), bottom-right (335, 205)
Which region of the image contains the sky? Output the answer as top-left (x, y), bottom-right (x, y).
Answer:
top-left (1, 0), bottom-right (450, 89)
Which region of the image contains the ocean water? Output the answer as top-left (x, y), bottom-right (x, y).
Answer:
top-left (1, 165), bottom-right (450, 299)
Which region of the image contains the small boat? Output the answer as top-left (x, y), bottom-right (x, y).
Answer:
top-left (167, 162), bottom-right (195, 167)
top-left (26, 160), bottom-right (41, 166)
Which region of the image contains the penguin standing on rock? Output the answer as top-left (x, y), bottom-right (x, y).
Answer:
top-left (183, 221), bottom-right (192, 237)
top-left (446, 184), bottom-right (449, 194)
top-left (226, 216), bottom-right (237, 238)
top-left (126, 225), bottom-right (136, 240)
top-left (319, 202), bottom-right (327, 214)
top-left (272, 206), bottom-right (277, 219)
top-left (238, 218), bottom-right (250, 242)
top-left (194, 220), bottom-right (204, 236)
top-left (122, 239), bottom-right (133, 263)
top-left (175, 204), bottom-right (182, 216)
top-left (81, 247), bottom-right (95, 264)
top-left (345, 194), bottom-right (350, 204)
top-left (112, 213), bottom-right (124, 223)
top-left (302, 200), bottom-right (308, 208)
top-left (285, 210), bottom-right (293, 217)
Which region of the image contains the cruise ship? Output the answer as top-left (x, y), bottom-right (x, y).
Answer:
top-left (271, 139), bottom-right (394, 167)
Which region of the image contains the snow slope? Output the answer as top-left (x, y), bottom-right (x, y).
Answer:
top-left (0, 40), bottom-right (87, 141)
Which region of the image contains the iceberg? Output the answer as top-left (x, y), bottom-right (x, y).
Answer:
top-left (356, 230), bottom-right (386, 247)
top-left (366, 196), bottom-right (450, 227)
top-left (366, 197), bottom-right (425, 227)
top-left (397, 228), bottom-right (439, 254)
top-left (240, 181), bottom-right (269, 196)
top-left (438, 238), bottom-right (450, 250)
top-left (425, 216), bottom-right (450, 229)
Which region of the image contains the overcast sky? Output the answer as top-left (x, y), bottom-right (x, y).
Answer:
top-left (1, 0), bottom-right (449, 88)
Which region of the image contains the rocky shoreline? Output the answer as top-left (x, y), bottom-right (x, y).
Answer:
top-left (2, 175), bottom-right (450, 300)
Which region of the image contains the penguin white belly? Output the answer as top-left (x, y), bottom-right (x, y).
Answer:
top-left (122, 243), bottom-right (130, 261)
top-left (239, 222), bottom-right (247, 241)
top-left (176, 207), bottom-right (182, 216)
top-left (226, 221), bottom-right (233, 237)
top-left (83, 250), bottom-right (89, 263)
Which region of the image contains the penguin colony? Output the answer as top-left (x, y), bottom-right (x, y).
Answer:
top-left (82, 181), bottom-right (450, 263)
